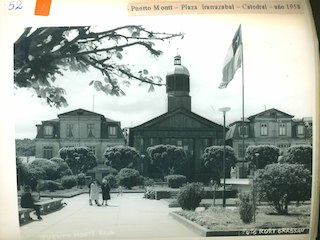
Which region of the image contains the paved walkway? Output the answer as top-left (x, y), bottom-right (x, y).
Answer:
top-left (19, 193), bottom-right (199, 240)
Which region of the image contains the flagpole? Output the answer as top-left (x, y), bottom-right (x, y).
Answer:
top-left (219, 25), bottom-right (244, 177)
top-left (241, 26), bottom-right (245, 178)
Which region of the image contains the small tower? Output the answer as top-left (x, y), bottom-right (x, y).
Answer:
top-left (166, 55), bottom-right (191, 112)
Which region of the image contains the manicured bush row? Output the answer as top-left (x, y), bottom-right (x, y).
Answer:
top-left (165, 175), bottom-right (186, 188)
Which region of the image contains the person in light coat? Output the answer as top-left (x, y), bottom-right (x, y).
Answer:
top-left (89, 180), bottom-right (100, 206)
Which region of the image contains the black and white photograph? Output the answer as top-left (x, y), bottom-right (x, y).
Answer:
top-left (1, 0), bottom-right (319, 239)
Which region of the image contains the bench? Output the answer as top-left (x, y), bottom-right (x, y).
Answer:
top-left (18, 207), bottom-right (34, 223)
top-left (18, 198), bottom-right (63, 224)
top-left (34, 198), bottom-right (63, 214)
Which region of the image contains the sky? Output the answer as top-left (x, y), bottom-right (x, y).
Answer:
top-left (10, 3), bottom-right (317, 139)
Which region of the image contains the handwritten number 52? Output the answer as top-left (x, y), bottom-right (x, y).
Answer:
top-left (8, 0), bottom-right (23, 10)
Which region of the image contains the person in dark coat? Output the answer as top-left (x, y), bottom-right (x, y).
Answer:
top-left (20, 185), bottom-right (42, 220)
top-left (101, 179), bottom-right (110, 206)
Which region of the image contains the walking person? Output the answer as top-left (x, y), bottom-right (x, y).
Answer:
top-left (117, 185), bottom-right (123, 196)
top-left (101, 179), bottom-right (110, 206)
top-left (20, 185), bottom-right (42, 220)
top-left (89, 180), bottom-right (100, 206)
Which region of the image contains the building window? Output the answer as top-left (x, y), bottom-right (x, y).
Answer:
top-left (297, 125), bottom-right (304, 135)
top-left (239, 126), bottom-right (248, 136)
top-left (66, 124), bottom-right (73, 137)
top-left (44, 125), bottom-right (53, 136)
top-left (260, 123), bottom-right (268, 136)
top-left (87, 124), bottom-right (95, 137)
top-left (108, 126), bottom-right (117, 137)
top-left (43, 146), bottom-right (53, 159)
top-left (177, 140), bottom-right (183, 146)
top-left (279, 123), bottom-right (286, 136)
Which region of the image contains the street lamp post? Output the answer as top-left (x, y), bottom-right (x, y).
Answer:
top-left (219, 107), bottom-right (230, 208)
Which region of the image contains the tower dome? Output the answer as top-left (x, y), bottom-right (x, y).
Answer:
top-left (166, 55), bottom-right (190, 76)
top-left (166, 55), bottom-right (191, 112)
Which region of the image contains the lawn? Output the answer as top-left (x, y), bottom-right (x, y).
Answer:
top-left (176, 204), bottom-right (310, 231)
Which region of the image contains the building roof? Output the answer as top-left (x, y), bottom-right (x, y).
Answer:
top-left (228, 118), bottom-right (250, 127)
top-left (247, 108), bottom-right (294, 120)
top-left (42, 118), bottom-right (59, 123)
top-left (130, 107), bottom-right (224, 130)
top-left (57, 108), bottom-right (117, 122)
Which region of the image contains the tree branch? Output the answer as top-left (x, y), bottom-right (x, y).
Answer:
top-left (59, 41), bottom-right (161, 59)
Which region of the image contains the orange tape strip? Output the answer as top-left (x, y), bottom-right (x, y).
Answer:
top-left (34, 0), bottom-right (52, 16)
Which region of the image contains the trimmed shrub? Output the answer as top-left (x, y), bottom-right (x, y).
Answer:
top-left (238, 192), bottom-right (254, 224)
top-left (24, 165), bottom-right (46, 190)
top-left (103, 174), bottom-right (118, 188)
top-left (50, 157), bottom-right (73, 178)
top-left (47, 180), bottom-right (63, 191)
top-left (147, 144), bottom-right (187, 178)
top-left (255, 163), bottom-right (311, 215)
top-left (245, 145), bottom-right (280, 170)
top-left (283, 145), bottom-right (312, 171)
top-left (143, 177), bottom-right (155, 187)
top-left (77, 173), bottom-right (86, 186)
top-left (61, 175), bottom-right (78, 189)
top-left (104, 146), bottom-right (140, 171)
top-left (59, 146), bottom-right (97, 174)
top-left (36, 180), bottom-right (48, 191)
top-left (166, 175), bottom-right (186, 188)
top-left (202, 146), bottom-right (237, 180)
top-left (177, 182), bottom-right (204, 211)
top-left (116, 168), bottom-right (141, 189)
top-left (37, 180), bottom-right (63, 192)
top-left (28, 158), bottom-right (59, 180)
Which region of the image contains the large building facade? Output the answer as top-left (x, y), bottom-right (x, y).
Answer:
top-left (226, 108), bottom-right (312, 176)
top-left (35, 108), bottom-right (125, 166)
top-left (129, 55), bottom-right (225, 181)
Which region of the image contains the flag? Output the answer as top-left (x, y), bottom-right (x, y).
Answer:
top-left (219, 25), bottom-right (242, 89)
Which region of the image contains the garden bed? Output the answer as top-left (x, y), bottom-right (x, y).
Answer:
top-left (153, 186), bottom-right (237, 200)
top-left (162, 198), bottom-right (238, 208)
top-left (171, 204), bottom-right (310, 237)
top-left (38, 186), bottom-right (145, 198)
top-left (39, 187), bottom-right (88, 198)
